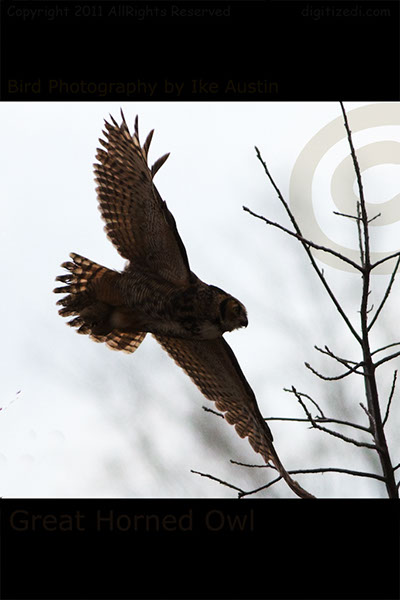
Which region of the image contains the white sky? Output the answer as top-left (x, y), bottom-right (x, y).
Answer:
top-left (1, 101), bottom-right (399, 498)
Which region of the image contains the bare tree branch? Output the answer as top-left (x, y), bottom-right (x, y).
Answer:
top-left (305, 360), bottom-right (363, 381)
top-left (340, 102), bottom-right (369, 266)
top-left (359, 402), bottom-right (378, 433)
top-left (333, 210), bottom-right (361, 221)
top-left (230, 459), bottom-right (272, 469)
top-left (190, 470), bottom-right (245, 495)
top-left (202, 406), bottom-right (224, 419)
top-left (263, 415), bottom-right (371, 434)
top-left (234, 466), bottom-right (386, 499)
top-left (243, 206), bottom-right (363, 272)
top-left (372, 342), bottom-right (400, 356)
top-left (288, 386), bottom-right (377, 450)
top-left (247, 148), bottom-right (363, 344)
top-left (315, 344), bottom-right (361, 367)
top-left (283, 466), bottom-right (386, 482)
top-left (287, 389), bottom-right (325, 418)
top-left (374, 349), bottom-right (400, 368)
top-left (237, 477), bottom-right (283, 498)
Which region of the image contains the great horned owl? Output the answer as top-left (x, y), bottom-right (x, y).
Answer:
top-left (54, 111), bottom-right (313, 498)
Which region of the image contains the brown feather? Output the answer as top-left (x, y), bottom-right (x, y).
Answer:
top-left (54, 252), bottom-right (147, 354)
top-left (94, 115), bottom-right (190, 286)
top-left (154, 334), bottom-right (315, 498)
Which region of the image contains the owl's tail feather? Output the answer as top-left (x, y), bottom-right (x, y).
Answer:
top-left (53, 252), bottom-right (146, 354)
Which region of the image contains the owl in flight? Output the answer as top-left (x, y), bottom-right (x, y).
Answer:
top-left (54, 111), bottom-right (313, 498)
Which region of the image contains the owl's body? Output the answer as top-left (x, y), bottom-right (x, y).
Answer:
top-left (64, 256), bottom-right (247, 340)
top-left (54, 111), bottom-right (313, 498)
top-left (120, 267), bottom-right (249, 339)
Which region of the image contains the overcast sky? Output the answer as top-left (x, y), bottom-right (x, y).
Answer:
top-left (1, 101), bottom-right (399, 498)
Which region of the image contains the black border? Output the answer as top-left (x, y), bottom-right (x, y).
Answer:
top-left (1, 498), bottom-right (400, 599)
top-left (1, 0), bottom-right (399, 101)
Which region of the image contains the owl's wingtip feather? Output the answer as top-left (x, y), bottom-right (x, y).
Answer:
top-left (151, 152), bottom-right (170, 178)
top-left (134, 114), bottom-right (139, 139)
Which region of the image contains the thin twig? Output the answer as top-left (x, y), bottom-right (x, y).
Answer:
top-left (289, 387), bottom-right (376, 449)
top-left (374, 349), bottom-right (400, 368)
top-left (250, 147), bottom-right (363, 344)
top-left (333, 211), bottom-right (361, 221)
top-left (315, 344), bottom-right (360, 366)
top-left (237, 466), bottom-right (386, 498)
top-left (368, 212), bottom-right (381, 224)
top-left (340, 103), bottom-right (369, 264)
top-left (359, 403), bottom-right (377, 434)
top-left (238, 477), bottom-right (283, 498)
top-left (230, 459), bottom-right (273, 469)
top-left (283, 388), bottom-right (325, 418)
top-left (305, 361), bottom-right (363, 381)
top-left (202, 406), bottom-right (224, 419)
top-left (190, 470), bottom-right (245, 494)
top-left (356, 201), bottom-right (365, 267)
top-left (283, 466), bottom-right (386, 482)
top-left (383, 370), bottom-right (397, 427)
top-left (313, 345), bottom-right (364, 376)
top-left (243, 207), bottom-right (363, 272)
top-left (371, 342), bottom-right (400, 356)
top-left (368, 255), bottom-right (400, 330)
top-left (371, 249), bottom-right (400, 270)
top-left (263, 415), bottom-right (371, 434)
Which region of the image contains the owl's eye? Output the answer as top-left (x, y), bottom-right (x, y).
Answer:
top-left (219, 298), bottom-right (231, 320)
top-left (219, 299), bottom-right (247, 327)
top-left (233, 304), bottom-right (242, 315)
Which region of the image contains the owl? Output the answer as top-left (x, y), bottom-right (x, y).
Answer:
top-left (54, 111), bottom-right (313, 498)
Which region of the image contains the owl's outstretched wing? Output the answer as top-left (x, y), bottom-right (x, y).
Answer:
top-left (154, 334), bottom-right (315, 499)
top-left (94, 111), bottom-right (191, 287)
top-left (91, 330), bottom-right (147, 354)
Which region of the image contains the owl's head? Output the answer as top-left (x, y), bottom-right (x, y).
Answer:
top-left (219, 297), bottom-right (248, 332)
